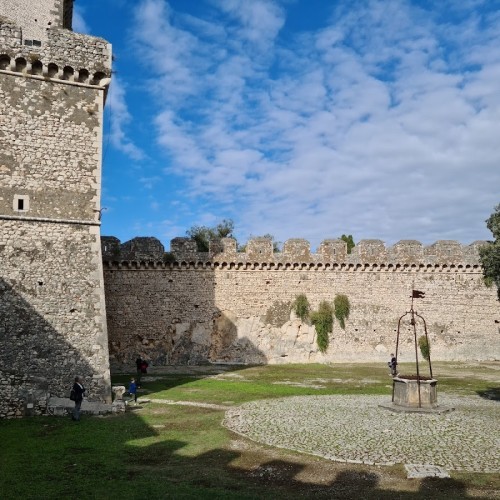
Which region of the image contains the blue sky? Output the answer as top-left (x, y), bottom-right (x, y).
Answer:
top-left (76, 0), bottom-right (500, 250)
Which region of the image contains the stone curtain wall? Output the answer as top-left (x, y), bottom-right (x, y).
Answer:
top-left (0, 4), bottom-right (111, 418)
top-left (104, 238), bottom-right (500, 368)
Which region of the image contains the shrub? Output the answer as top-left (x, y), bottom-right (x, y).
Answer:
top-left (418, 335), bottom-right (431, 361)
top-left (334, 294), bottom-right (350, 330)
top-left (293, 294), bottom-right (310, 321)
top-left (310, 301), bottom-right (334, 353)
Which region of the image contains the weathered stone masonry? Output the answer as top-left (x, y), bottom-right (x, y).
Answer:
top-left (0, 1), bottom-right (112, 418)
top-left (104, 238), bottom-right (500, 368)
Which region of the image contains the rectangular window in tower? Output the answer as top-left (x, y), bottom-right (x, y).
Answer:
top-left (13, 195), bottom-right (30, 212)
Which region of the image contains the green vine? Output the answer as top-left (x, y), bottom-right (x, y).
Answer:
top-left (333, 294), bottom-right (350, 330)
top-left (418, 335), bottom-right (431, 361)
top-left (293, 294), bottom-right (310, 321)
top-left (483, 276), bottom-right (493, 288)
top-left (310, 301), bottom-right (334, 353)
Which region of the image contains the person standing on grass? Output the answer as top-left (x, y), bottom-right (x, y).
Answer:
top-left (388, 353), bottom-right (398, 376)
top-left (135, 356), bottom-right (143, 387)
top-left (129, 378), bottom-right (138, 404)
top-left (72, 376), bottom-right (85, 421)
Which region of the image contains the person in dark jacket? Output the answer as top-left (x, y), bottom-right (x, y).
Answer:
top-left (72, 376), bottom-right (86, 421)
top-left (388, 353), bottom-right (398, 377)
top-left (135, 357), bottom-right (143, 387)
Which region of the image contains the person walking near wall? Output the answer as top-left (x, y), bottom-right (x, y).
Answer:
top-left (72, 376), bottom-right (86, 421)
top-left (128, 378), bottom-right (138, 404)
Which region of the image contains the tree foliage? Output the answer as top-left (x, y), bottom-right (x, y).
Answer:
top-left (293, 294), bottom-right (310, 322)
top-left (310, 301), bottom-right (334, 353)
top-left (340, 234), bottom-right (355, 254)
top-left (333, 294), bottom-right (350, 330)
top-left (479, 204), bottom-right (500, 300)
top-left (186, 219), bottom-right (235, 252)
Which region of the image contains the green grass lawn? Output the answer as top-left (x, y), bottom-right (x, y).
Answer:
top-left (1, 362), bottom-right (498, 499)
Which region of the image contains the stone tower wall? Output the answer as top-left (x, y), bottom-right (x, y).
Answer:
top-left (0, 0), bottom-right (74, 41)
top-left (104, 238), bottom-right (500, 369)
top-left (0, 1), bottom-right (111, 418)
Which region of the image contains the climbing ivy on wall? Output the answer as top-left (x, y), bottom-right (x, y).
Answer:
top-left (418, 335), bottom-right (431, 361)
top-left (310, 301), bottom-right (334, 353)
top-left (293, 294), bottom-right (310, 321)
top-left (334, 294), bottom-right (350, 330)
top-left (292, 294), bottom-right (351, 352)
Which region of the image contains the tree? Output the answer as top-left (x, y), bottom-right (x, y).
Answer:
top-left (479, 204), bottom-right (500, 300)
top-left (186, 219), bottom-right (235, 252)
top-left (340, 234), bottom-right (355, 254)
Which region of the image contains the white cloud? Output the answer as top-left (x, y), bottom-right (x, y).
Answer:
top-left (131, 0), bottom-right (500, 247)
top-left (212, 0), bottom-right (285, 48)
top-left (72, 5), bottom-right (90, 34)
top-left (107, 78), bottom-right (145, 161)
top-left (140, 176), bottom-right (162, 189)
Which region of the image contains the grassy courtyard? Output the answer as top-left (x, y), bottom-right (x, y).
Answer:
top-left (1, 362), bottom-right (498, 499)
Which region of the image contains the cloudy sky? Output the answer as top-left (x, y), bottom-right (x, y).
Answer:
top-left (77, 0), bottom-right (500, 250)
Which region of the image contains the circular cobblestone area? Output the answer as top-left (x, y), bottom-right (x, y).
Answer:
top-left (223, 395), bottom-right (499, 472)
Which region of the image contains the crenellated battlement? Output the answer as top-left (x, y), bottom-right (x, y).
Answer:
top-left (103, 236), bottom-right (488, 270)
top-left (0, 18), bottom-right (111, 84)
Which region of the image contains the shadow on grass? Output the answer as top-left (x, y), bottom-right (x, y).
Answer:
top-left (1, 400), bottom-right (483, 499)
top-left (476, 387), bottom-right (500, 401)
top-left (124, 435), bottom-right (474, 499)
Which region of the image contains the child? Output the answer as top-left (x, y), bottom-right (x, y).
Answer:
top-left (129, 377), bottom-right (138, 404)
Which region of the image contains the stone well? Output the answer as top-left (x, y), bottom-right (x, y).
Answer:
top-left (393, 377), bottom-right (437, 408)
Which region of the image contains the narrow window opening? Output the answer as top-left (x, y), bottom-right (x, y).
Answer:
top-left (13, 194), bottom-right (29, 212)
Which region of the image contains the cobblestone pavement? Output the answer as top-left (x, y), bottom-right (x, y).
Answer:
top-left (223, 395), bottom-right (499, 473)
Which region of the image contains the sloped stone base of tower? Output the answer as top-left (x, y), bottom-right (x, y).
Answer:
top-left (0, 221), bottom-right (111, 418)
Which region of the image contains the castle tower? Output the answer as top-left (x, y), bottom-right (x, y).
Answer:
top-left (0, 0), bottom-right (112, 417)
